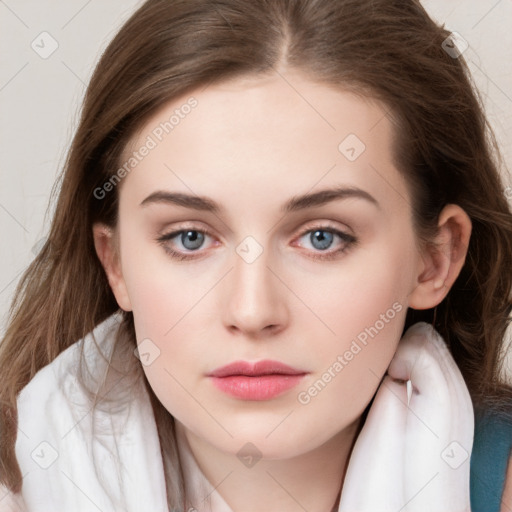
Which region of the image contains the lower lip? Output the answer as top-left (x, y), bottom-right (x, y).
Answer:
top-left (210, 374), bottom-right (305, 400)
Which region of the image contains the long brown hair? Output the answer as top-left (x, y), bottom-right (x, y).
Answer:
top-left (2, 0), bottom-right (511, 507)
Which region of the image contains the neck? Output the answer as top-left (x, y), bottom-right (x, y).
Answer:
top-left (176, 417), bottom-right (362, 512)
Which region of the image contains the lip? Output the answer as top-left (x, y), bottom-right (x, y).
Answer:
top-left (207, 360), bottom-right (308, 401)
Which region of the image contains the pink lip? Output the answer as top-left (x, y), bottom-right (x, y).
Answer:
top-left (208, 360), bottom-right (307, 401)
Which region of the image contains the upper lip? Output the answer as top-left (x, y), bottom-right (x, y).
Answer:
top-left (208, 360), bottom-right (307, 378)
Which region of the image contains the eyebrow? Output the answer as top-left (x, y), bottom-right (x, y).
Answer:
top-left (139, 186), bottom-right (379, 213)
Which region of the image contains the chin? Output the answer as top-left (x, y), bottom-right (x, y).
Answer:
top-left (196, 413), bottom-right (349, 461)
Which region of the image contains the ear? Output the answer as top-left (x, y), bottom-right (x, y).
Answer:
top-left (92, 223), bottom-right (132, 311)
top-left (408, 204), bottom-right (472, 310)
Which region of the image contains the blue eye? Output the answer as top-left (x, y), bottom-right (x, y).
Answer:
top-left (178, 230), bottom-right (205, 250)
top-left (309, 229), bottom-right (335, 250)
top-left (157, 228), bottom-right (211, 260)
top-left (157, 225), bottom-right (356, 262)
top-left (295, 227), bottom-right (356, 260)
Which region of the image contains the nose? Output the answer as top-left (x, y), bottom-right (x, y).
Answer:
top-left (222, 247), bottom-right (289, 338)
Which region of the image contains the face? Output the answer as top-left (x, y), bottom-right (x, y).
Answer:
top-left (101, 70), bottom-right (426, 460)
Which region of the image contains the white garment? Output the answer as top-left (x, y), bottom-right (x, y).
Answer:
top-left (3, 313), bottom-right (168, 512)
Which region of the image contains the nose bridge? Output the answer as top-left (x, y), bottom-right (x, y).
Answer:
top-left (222, 238), bottom-right (288, 335)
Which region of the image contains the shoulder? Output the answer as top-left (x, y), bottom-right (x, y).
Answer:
top-left (470, 405), bottom-right (512, 512)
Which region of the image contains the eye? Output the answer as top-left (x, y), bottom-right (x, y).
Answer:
top-left (156, 228), bottom-right (214, 260)
top-left (295, 226), bottom-right (356, 260)
top-left (156, 224), bottom-right (357, 262)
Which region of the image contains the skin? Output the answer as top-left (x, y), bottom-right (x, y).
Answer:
top-left (93, 69), bottom-right (472, 512)
top-left (503, 462), bottom-right (512, 512)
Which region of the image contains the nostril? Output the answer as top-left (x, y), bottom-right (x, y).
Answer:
top-left (264, 324), bottom-right (283, 334)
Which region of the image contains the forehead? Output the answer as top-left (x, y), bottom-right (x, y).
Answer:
top-left (118, 70), bottom-right (409, 216)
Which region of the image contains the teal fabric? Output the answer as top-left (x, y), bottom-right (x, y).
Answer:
top-left (470, 407), bottom-right (512, 512)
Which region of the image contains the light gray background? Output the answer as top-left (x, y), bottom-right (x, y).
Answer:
top-left (1, 0), bottom-right (511, 376)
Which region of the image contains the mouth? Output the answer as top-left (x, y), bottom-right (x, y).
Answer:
top-left (207, 360), bottom-right (308, 401)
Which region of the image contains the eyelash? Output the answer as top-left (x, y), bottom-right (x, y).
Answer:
top-left (156, 224), bottom-right (357, 262)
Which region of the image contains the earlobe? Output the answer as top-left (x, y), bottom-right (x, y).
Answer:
top-left (408, 204), bottom-right (472, 310)
top-left (92, 223), bottom-right (132, 311)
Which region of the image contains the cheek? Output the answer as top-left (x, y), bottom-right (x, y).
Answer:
top-left (293, 292), bottom-right (405, 452)
top-left (119, 242), bottom-right (221, 423)
top-left (288, 243), bottom-right (412, 345)
top-left (295, 281), bottom-right (405, 407)
top-left (290, 243), bottom-right (411, 416)
top-left (293, 327), bottom-right (399, 456)
top-left (120, 234), bottom-right (220, 339)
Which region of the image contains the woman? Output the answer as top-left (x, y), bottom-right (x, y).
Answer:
top-left (1, 0), bottom-right (511, 510)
